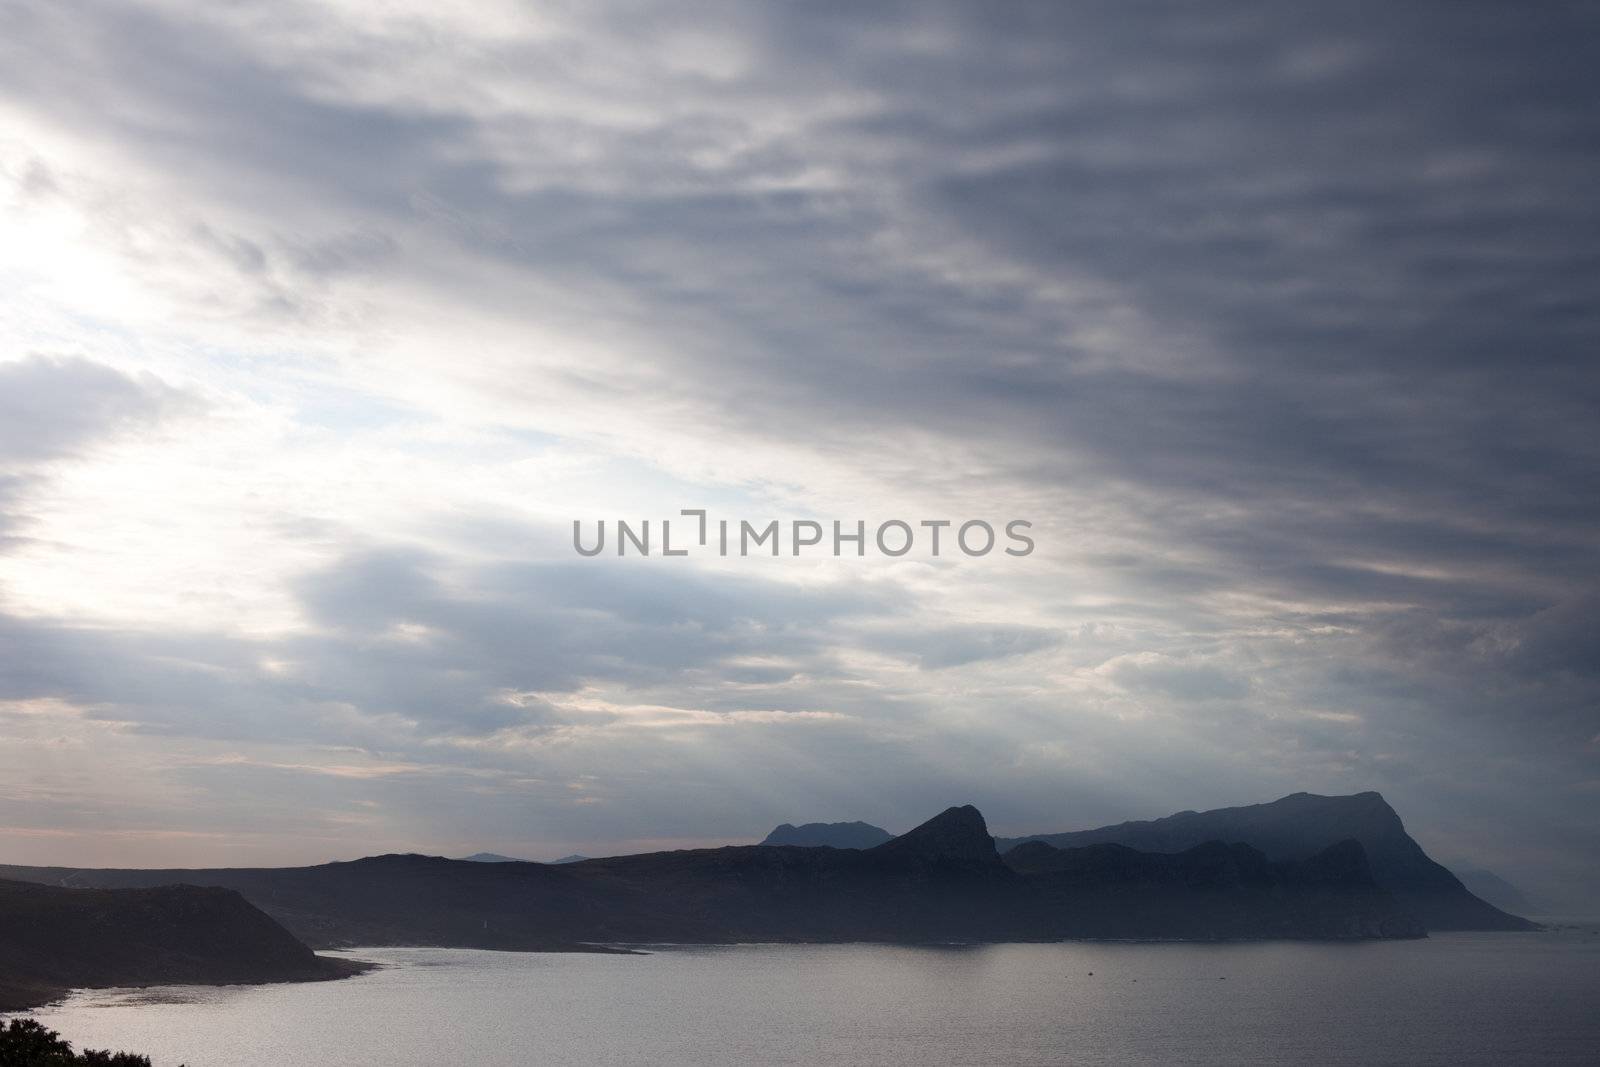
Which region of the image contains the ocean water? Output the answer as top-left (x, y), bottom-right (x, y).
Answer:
top-left (22, 928), bottom-right (1600, 1066)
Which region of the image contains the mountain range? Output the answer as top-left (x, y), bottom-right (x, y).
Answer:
top-left (993, 791), bottom-right (1534, 931)
top-left (3, 803), bottom-right (1428, 956)
top-left (755, 793), bottom-right (1533, 932)
top-left (0, 791), bottom-right (1535, 1007)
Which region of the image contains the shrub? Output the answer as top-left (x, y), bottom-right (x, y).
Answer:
top-left (0, 1018), bottom-right (164, 1067)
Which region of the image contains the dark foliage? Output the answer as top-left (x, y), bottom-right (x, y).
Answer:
top-left (0, 1018), bottom-right (166, 1067)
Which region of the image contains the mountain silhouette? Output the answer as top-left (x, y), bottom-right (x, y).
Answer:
top-left (997, 791), bottom-right (1534, 930)
top-left (874, 805), bottom-right (997, 865)
top-left (1, 804), bottom-right (1423, 949)
top-left (1005, 836), bottom-right (1423, 940)
top-left (761, 821), bottom-right (894, 849)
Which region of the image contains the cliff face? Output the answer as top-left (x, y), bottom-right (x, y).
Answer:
top-left (2, 805), bottom-right (1424, 949)
top-left (997, 792), bottom-right (1535, 931)
top-left (0, 878), bottom-right (355, 1012)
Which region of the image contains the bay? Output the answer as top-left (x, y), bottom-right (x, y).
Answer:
top-left (24, 927), bottom-right (1600, 1066)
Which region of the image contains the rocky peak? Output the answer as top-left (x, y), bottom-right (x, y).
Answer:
top-left (874, 805), bottom-right (999, 864)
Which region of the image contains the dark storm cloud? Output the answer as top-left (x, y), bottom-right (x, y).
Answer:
top-left (6, 2), bottom-right (1594, 544)
top-left (1500, 592), bottom-right (1600, 680)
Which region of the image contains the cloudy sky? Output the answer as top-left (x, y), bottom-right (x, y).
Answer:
top-left (1, 2), bottom-right (1596, 906)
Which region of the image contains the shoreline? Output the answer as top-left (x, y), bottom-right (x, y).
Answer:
top-left (0, 953), bottom-right (376, 1016)
top-left (11, 926), bottom-right (1573, 1016)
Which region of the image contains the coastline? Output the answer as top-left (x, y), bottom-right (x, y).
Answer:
top-left (0, 954), bottom-right (375, 1015)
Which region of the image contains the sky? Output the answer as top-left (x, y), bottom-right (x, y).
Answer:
top-left (0, 1), bottom-right (1596, 908)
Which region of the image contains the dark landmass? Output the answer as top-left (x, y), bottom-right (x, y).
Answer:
top-left (1, 806), bottom-right (1423, 951)
top-left (997, 791), bottom-right (1536, 931)
top-left (0, 878), bottom-right (362, 1013)
top-left (1005, 838), bottom-right (1423, 940)
top-left (1453, 867), bottom-right (1541, 916)
top-left (761, 821), bottom-right (894, 849)
top-left (0, 857), bottom-right (634, 954)
top-left (550, 854), bottom-right (589, 864)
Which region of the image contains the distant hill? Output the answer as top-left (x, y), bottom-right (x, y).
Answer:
top-left (463, 851), bottom-right (590, 864)
top-left (0, 878), bottom-right (359, 1012)
top-left (997, 791), bottom-right (1535, 931)
top-left (1, 805), bottom-right (1423, 948)
top-left (761, 821), bottom-right (894, 848)
top-left (1454, 868), bottom-right (1541, 916)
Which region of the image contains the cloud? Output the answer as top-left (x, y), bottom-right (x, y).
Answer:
top-left (0, 543), bottom-right (916, 746)
top-left (0, 354), bottom-right (192, 465)
top-left (0, 0), bottom-right (1594, 904)
top-left (1103, 653), bottom-right (1252, 702)
top-left (866, 623), bottom-right (1061, 670)
top-left (0, 355), bottom-right (196, 548)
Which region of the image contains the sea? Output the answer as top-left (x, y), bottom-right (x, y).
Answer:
top-left (20, 924), bottom-right (1600, 1066)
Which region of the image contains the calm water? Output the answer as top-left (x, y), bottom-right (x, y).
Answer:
top-left (21, 928), bottom-right (1600, 1066)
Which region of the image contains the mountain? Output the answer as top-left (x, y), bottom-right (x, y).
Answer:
top-left (875, 805), bottom-right (991, 863)
top-left (464, 851), bottom-right (588, 864)
top-left (1, 805), bottom-right (1422, 948)
top-left (553, 807), bottom-right (1016, 943)
top-left (1454, 868), bottom-right (1541, 916)
top-left (0, 878), bottom-right (360, 1012)
top-left (997, 791), bottom-right (1535, 931)
top-left (0, 855), bottom-right (634, 953)
top-left (1004, 838), bottom-right (1423, 940)
top-left (760, 821), bottom-right (894, 849)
